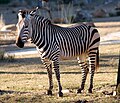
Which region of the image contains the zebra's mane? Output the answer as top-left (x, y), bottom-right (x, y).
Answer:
top-left (34, 15), bottom-right (51, 25)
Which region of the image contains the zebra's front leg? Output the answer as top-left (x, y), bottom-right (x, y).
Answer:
top-left (47, 64), bottom-right (53, 95)
top-left (77, 62), bottom-right (89, 93)
top-left (52, 61), bottom-right (63, 97)
top-left (41, 59), bottom-right (53, 95)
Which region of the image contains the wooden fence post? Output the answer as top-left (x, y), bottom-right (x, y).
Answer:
top-left (116, 52), bottom-right (120, 96)
top-left (117, 53), bottom-right (120, 87)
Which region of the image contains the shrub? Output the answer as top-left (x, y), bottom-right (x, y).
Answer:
top-left (0, 49), bottom-right (5, 60)
top-left (4, 53), bottom-right (15, 62)
top-left (0, 50), bottom-right (15, 62)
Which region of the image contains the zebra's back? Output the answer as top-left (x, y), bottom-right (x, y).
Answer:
top-left (52, 24), bottom-right (100, 58)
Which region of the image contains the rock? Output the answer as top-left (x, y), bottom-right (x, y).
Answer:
top-left (115, 2), bottom-right (120, 16)
top-left (116, 2), bottom-right (120, 9)
top-left (113, 91), bottom-right (117, 96)
top-left (52, 18), bottom-right (66, 23)
top-left (85, 22), bottom-right (96, 27)
top-left (73, 10), bottom-right (92, 23)
top-left (115, 9), bottom-right (120, 16)
top-left (62, 89), bottom-right (69, 93)
top-left (92, 8), bottom-right (107, 18)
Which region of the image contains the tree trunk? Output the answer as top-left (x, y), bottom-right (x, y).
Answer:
top-left (116, 53), bottom-right (120, 96)
top-left (117, 53), bottom-right (120, 87)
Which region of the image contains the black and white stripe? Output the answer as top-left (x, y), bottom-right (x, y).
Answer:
top-left (16, 9), bottom-right (100, 97)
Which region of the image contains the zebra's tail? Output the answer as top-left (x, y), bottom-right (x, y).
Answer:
top-left (96, 48), bottom-right (99, 71)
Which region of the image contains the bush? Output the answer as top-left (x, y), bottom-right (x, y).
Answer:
top-left (4, 53), bottom-right (15, 62)
top-left (0, 50), bottom-right (15, 62)
top-left (0, 49), bottom-right (5, 60)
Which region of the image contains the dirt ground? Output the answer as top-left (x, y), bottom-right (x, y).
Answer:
top-left (0, 44), bottom-right (120, 103)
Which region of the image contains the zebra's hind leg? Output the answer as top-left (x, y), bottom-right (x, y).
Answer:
top-left (88, 52), bottom-right (96, 93)
top-left (77, 62), bottom-right (89, 93)
top-left (52, 61), bottom-right (63, 97)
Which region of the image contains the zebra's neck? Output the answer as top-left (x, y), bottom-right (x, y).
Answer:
top-left (30, 16), bottom-right (53, 51)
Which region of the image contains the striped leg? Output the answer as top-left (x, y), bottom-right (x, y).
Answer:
top-left (77, 61), bottom-right (89, 93)
top-left (52, 60), bottom-right (63, 97)
top-left (88, 52), bottom-right (96, 93)
top-left (41, 59), bottom-right (53, 95)
top-left (77, 56), bottom-right (89, 93)
top-left (47, 64), bottom-right (53, 95)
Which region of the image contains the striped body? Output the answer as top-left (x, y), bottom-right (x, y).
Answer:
top-left (16, 9), bottom-right (100, 97)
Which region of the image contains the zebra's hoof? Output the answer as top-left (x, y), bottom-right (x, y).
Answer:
top-left (47, 90), bottom-right (52, 95)
top-left (58, 92), bottom-right (63, 97)
top-left (77, 89), bottom-right (82, 94)
top-left (88, 89), bottom-right (92, 93)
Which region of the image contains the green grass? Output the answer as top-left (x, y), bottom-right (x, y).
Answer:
top-left (0, 44), bottom-right (120, 102)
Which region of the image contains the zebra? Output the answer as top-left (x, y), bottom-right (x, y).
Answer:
top-left (16, 8), bottom-right (100, 97)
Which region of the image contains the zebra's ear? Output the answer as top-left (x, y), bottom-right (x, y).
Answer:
top-left (18, 10), bottom-right (25, 22)
top-left (30, 7), bottom-right (38, 16)
top-left (30, 7), bottom-right (39, 16)
top-left (18, 10), bottom-right (26, 18)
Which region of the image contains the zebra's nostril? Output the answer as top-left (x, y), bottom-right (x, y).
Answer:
top-left (25, 25), bottom-right (28, 28)
top-left (16, 42), bottom-right (24, 48)
top-left (16, 37), bottom-right (24, 48)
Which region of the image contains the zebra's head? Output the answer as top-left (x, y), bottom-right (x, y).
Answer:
top-left (16, 9), bottom-right (37, 48)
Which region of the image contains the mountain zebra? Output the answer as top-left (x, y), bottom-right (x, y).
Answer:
top-left (16, 8), bottom-right (100, 97)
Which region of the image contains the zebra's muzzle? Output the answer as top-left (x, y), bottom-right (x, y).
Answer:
top-left (16, 37), bottom-right (24, 48)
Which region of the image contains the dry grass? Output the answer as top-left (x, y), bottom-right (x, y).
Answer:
top-left (95, 22), bottom-right (120, 36)
top-left (0, 44), bottom-right (119, 102)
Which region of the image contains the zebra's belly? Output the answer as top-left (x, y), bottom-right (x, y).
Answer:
top-left (59, 55), bottom-right (76, 60)
top-left (59, 50), bottom-right (81, 60)
top-left (59, 51), bottom-right (80, 60)
top-left (59, 51), bottom-right (88, 61)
